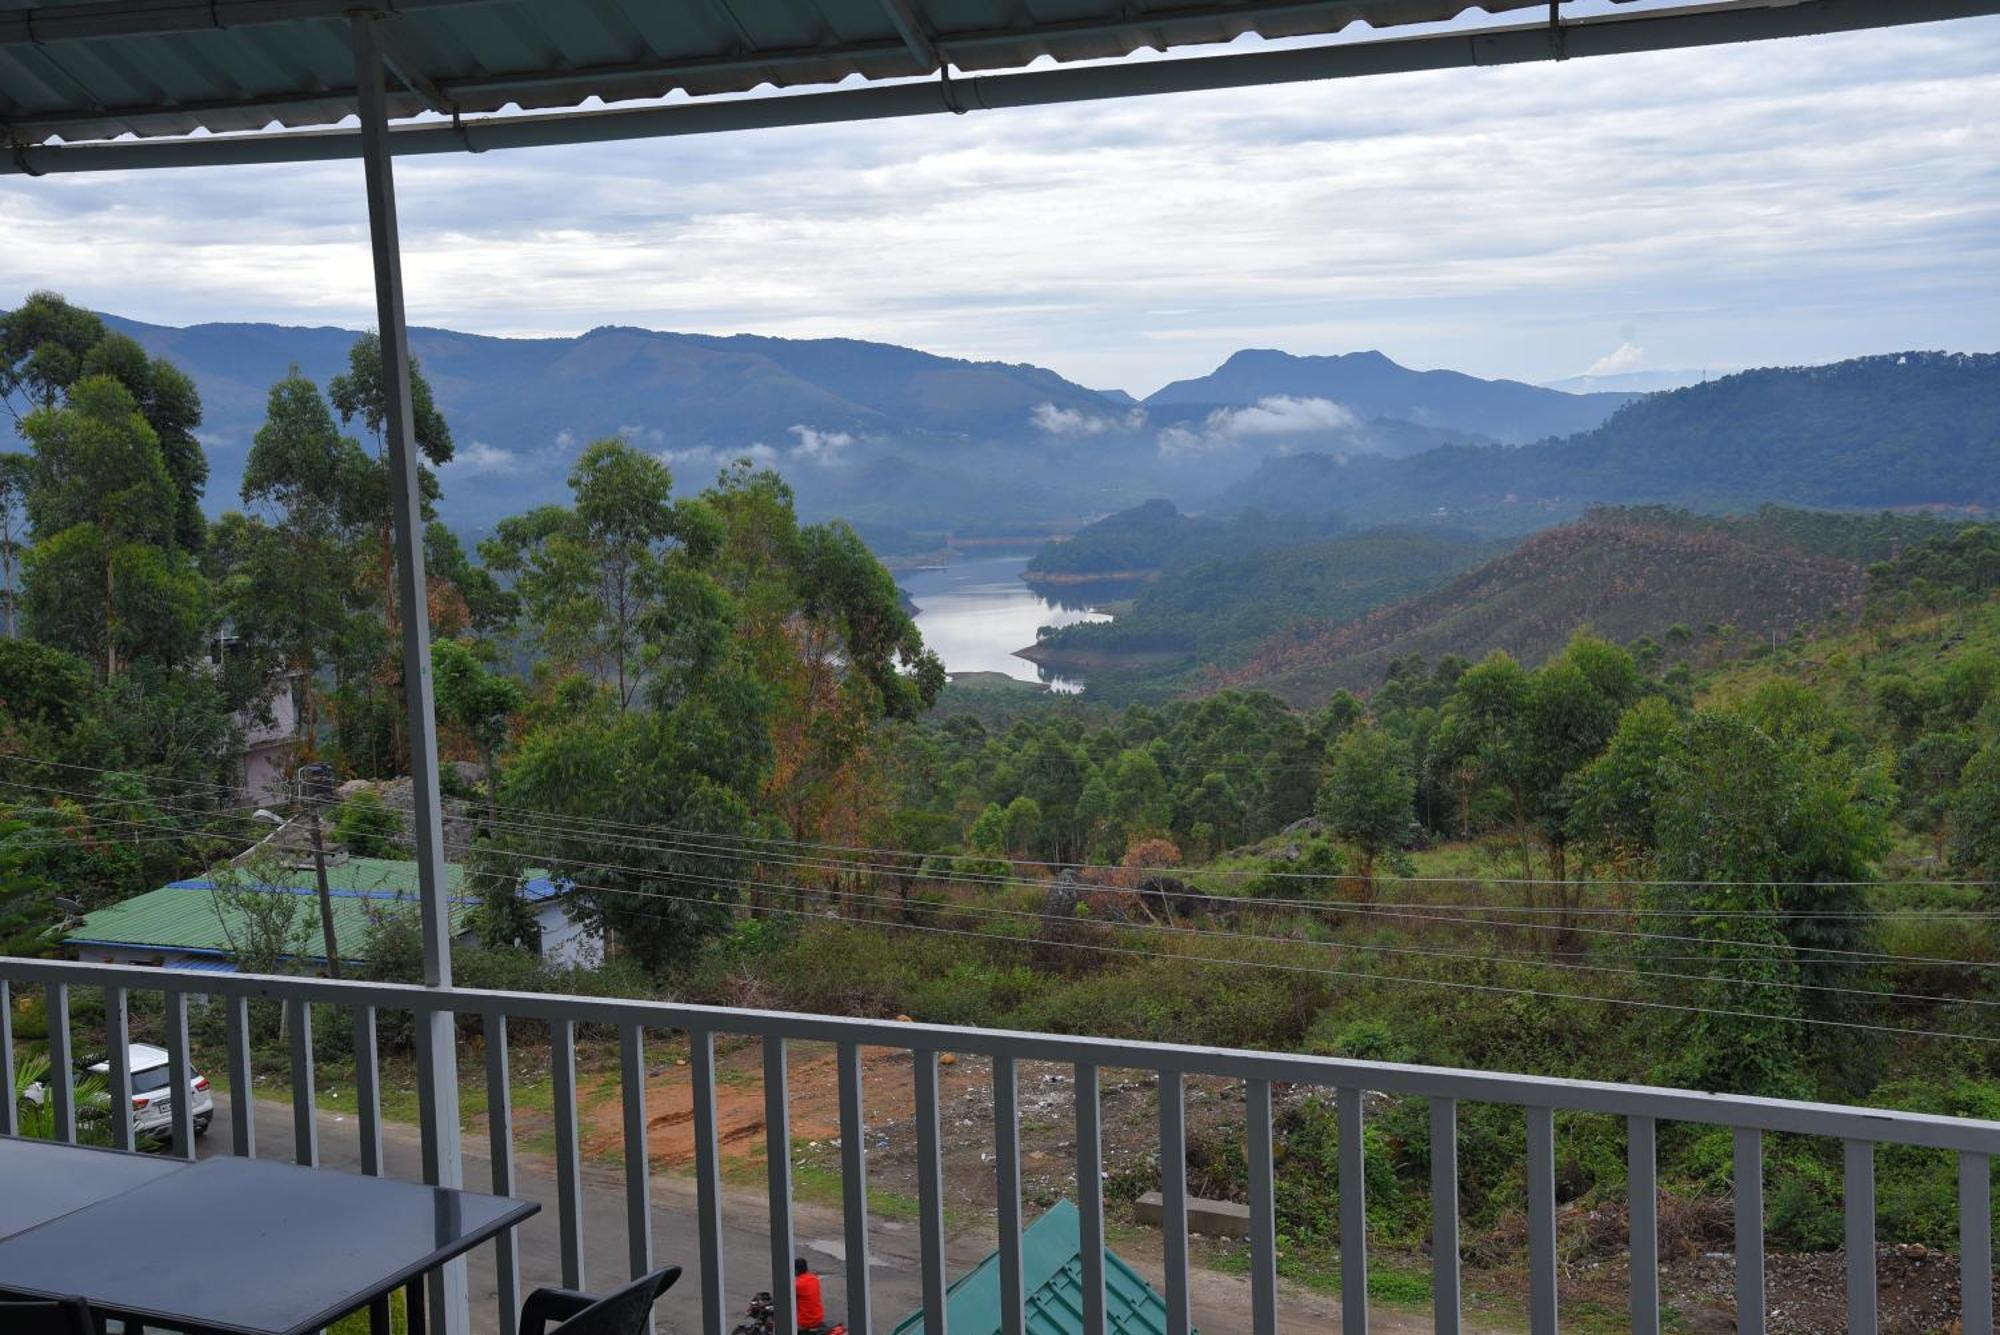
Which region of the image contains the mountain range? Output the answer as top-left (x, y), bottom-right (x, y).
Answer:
top-left (1217, 352), bottom-right (2000, 532)
top-left (2, 314), bottom-right (1638, 539)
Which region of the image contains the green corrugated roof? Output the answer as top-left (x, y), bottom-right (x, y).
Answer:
top-left (66, 858), bottom-right (473, 964)
top-left (891, 1200), bottom-right (1177, 1335)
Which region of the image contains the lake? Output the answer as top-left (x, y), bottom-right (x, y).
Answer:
top-left (901, 552), bottom-right (1116, 693)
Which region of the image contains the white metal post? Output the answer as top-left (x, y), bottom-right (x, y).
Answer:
top-left (351, 13), bottom-right (466, 1332)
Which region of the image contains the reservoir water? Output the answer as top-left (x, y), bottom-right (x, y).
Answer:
top-left (901, 552), bottom-right (1114, 692)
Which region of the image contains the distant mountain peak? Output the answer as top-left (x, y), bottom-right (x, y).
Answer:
top-left (1148, 346), bottom-right (1634, 443)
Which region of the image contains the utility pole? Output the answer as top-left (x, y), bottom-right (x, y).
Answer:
top-left (298, 762), bottom-right (340, 978)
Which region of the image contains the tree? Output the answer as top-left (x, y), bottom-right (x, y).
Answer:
top-left (0, 453), bottom-right (30, 636)
top-left (0, 291), bottom-right (103, 421)
top-left (79, 333), bottom-right (208, 552)
top-left (20, 376), bottom-right (199, 676)
top-left (432, 639), bottom-right (524, 810)
top-left (480, 439), bottom-right (682, 709)
top-left (210, 855), bottom-right (317, 976)
top-left (1950, 741), bottom-right (2000, 895)
top-left (1315, 725), bottom-right (1414, 898)
top-left (1650, 708), bottom-right (1892, 1097)
top-left (232, 369), bottom-right (379, 748)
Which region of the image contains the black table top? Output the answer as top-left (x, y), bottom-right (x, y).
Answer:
top-left (0, 1151), bottom-right (537, 1335)
top-left (0, 1136), bottom-right (191, 1240)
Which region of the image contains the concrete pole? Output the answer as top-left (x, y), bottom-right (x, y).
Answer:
top-left (351, 13), bottom-right (467, 1332)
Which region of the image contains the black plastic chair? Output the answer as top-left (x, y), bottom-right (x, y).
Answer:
top-left (521, 1266), bottom-right (681, 1335)
top-left (0, 1295), bottom-right (94, 1335)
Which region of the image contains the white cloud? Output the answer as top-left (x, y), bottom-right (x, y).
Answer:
top-left (788, 425), bottom-right (854, 464)
top-left (1585, 341), bottom-right (1649, 376)
top-left (445, 441), bottom-right (520, 474)
top-left (658, 443), bottom-right (781, 478)
top-left (1030, 402), bottom-right (1147, 436)
top-left (1157, 395), bottom-right (1359, 454)
top-left (1, 10), bottom-right (1995, 389)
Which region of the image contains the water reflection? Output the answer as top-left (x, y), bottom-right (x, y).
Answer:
top-left (901, 553), bottom-right (1121, 693)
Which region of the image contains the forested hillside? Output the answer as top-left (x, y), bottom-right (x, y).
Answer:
top-left (6, 289), bottom-right (2000, 1328)
top-left (1219, 509), bottom-right (1882, 704)
top-left (1024, 526), bottom-right (1496, 694)
top-left (1217, 352), bottom-right (2000, 526)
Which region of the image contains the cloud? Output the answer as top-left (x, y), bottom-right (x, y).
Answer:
top-left (444, 441), bottom-right (521, 474)
top-left (1, 8), bottom-right (1995, 391)
top-left (1030, 403), bottom-right (1148, 436)
top-left (1157, 395), bottom-right (1359, 454)
top-left (1585, 341), bottom-right (1649, 376)
top-left (788, 425), bottom-right (854, 464)
top-left (658, 442), bottom-right (781, 480)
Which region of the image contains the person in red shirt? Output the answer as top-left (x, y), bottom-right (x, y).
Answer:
top-left (794, 1257), bottom-right (826, 1334)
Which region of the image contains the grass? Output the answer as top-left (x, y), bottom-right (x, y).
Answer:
top-left (329, 1289), bottom-right (409, 1335)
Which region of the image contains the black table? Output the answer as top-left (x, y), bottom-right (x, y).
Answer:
top-left (0, 1137), bottom-right (192, 1239)
top-left (0, 1150), bottom-right (537, 1335)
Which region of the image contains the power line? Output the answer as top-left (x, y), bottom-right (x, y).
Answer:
top-left (356, 827), bottom-right (2000, 991)
top-left (21, 756), bottom-right (1999, 890)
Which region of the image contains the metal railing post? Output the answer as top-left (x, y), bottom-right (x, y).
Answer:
top-left (1430, 1097), bottom-right (1460, 1335)
top-left (993, 1055), bottom-right (1024, 1335)
top-left (46, 981), bottom-right (74, 1143)
top-left (1075, 1063), bottom-right (1106, 1335)
top-left (766, 1037), bottom-right (796, 1335)
top-left (1158, 1069), bottom-right (1190, 1335)
top-left (1338, 1087), bottom-right (1368, 1335)
top-left (691, 1030), bottom-right (728, 1335)
top-left (1735, 1127), bottom-right (1765, 1335)
top-left (837, 1042), bottom-right (874, 1335)
top-left (1246, 1079), bottom-right (1278, 1335)
top-left (104, 986), bottom-right (133, 1152)
top-left (1628, 1115), bottom-right (1659, 1334)
top-left (350, 14), bottom-right (465, 1328)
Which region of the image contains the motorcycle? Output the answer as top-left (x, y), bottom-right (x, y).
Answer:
top-left (731, 1292), bottom-right (846, 1335)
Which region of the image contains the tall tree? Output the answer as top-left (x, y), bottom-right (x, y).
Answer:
top-left (20, 376), bottom-right (198, 677)
top-left (1315, 724), bottom-right (1414, 898)
top-left (0, 454), bottom-right (27, 636)
top-left (0, 292), bottom-right (103, 421)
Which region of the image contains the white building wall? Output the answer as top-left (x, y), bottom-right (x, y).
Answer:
top-left (536, 901), bottom-right (602, 969)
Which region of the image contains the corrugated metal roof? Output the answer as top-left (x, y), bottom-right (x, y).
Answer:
top-left (0, 0), bottom-right (1611, 145)
top-left (63, 856), bottom-right (558, 961)
top-left (891, 1200), bottom-right (1174, 1335)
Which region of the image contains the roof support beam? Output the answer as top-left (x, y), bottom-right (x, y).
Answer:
top-left (874, 0), bottom-right (946, 74)
top-left (0, 0), bottom-right (483, 47)
top-left (8, 0), bottom-right (1997, 173)
top-left (352, 14), bottom-right (469, 1335)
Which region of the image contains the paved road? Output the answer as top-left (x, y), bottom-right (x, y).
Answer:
top-left (199, 1092), bottom-right (935, 1335)
top-left (196, 1094), bottom-right (1430, 1335)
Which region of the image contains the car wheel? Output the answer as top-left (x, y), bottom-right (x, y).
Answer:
top-left (194, 1116), bottom-right (212, 1137)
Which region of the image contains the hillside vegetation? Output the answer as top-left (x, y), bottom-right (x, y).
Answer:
top-left (1220, 509), bottom-right (1880, 704)
top-left (1025, 526), bottom-right (1496, 693)
top-left (1216, 352), bottom-right (2000, 526)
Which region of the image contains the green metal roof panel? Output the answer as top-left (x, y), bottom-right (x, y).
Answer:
top-left (0, 0), bottom-right (1610, 145)
top-left (890, 1200), bottom-right (1177, 1335)
top-left (65, 857), bottom-right (476, 964)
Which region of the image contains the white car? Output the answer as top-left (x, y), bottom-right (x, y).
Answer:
top-left (110, 1042), bottom-right (215, 1142)
top-left (27, 1043), bottom-right (216, 1142)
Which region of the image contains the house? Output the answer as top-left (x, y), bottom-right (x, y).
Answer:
top-left (64, 856), bottom-right (600, 974)
top-left (889, 1200), bottom-right (1178, 1335)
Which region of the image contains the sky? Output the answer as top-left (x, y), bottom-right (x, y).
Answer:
top-left (2, 4), bottom-right (1996, 397)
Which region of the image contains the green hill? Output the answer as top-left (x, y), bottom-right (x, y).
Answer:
top-left (1218, 510), bottom-right (1883, 705)
top-left (1024, 526), bottom-right (1493, 692)
top-left (1214, 352), bottom-right (2000, 527)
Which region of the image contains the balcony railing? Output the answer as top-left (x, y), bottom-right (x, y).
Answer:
top-left (2, 956), bottom-right (1995, 1335)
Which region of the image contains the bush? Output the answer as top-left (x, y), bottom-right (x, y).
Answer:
top-left (333, 791), bottom-right (402, 858)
